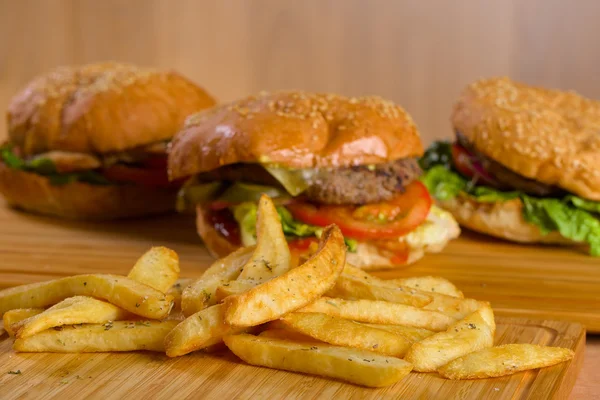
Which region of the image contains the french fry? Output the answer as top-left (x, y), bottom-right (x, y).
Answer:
top-left (343, 264), bottom-right (383, 283)
top-left (13, 320), bottom-right (178, 353)
top-left (299, 297), bottom-right (454, 331)
top-left (422, 294), bottom-right (488, 320)
top-left (164, 304), bottom-right (246, 357)
top-left (281, 312), bottom-right (412, 357)
top-left (127, 247), bottom-right (180, 294)
top-left (224, 333), bottom-right (413, 388)
top-left (404, 307), bottom-right (495, 372)
top-left (224, 226), bottom-right (346, 327)
top-left (361, 323), bottom-right (435, 343)
top-left (214, 279), bottom-right (255, 303)
top-left (438, 344), bottom-right (575, 379)
top-left (181, 246), bottom-right (253, 316)
top-left (3, 308), bottom-right (44, 337)
top-left (385, 276), bottom-right (464, 298)
top-left (168, 279), bottom-right (192, 310)
top-left (0, 275), bottom-right (174, 319)
top-left (13, 296), bottom-right (130, 339)
top-left (328, 274), bottom-right (433, 307)
top-left (237, 195), bottom-right (291, 282)
top-left (259, 328), bottom-right (319, 343)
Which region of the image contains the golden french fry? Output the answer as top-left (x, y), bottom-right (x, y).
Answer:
top-left (214, 280), bottom-right (255, 303)
top-left (259, 328), bottom-right (319, 343)
top-left (13, 296), bottom-right (130, 339)
top-left (439, 344), bottom-right (575, 379)
top-left (361, 323), bottom-right (435, 343)
top-left (404, 307), bottom-right (495, 372)
top-left (127, 247), bottom-right (180, 294)
top-left (168, 279), bottom-right (192, 310)
top-left (385, 276), bottom-right (464, 298)
top-left (299, 297), bottom-right (454, 331)
top-left (342, 264), bottom-right (383, 283)
top-left (0, 275), bottom-right (174, 319)
top-left (423, 295), bottom-right (488, 320)
top-left (237, 195), bottom-right (292, 282)
top-left (328, 274), bottom-right (433, 307)
top-left (164, 304), bottom-right (246, 357)
top-left (181, 246), bottom-right (253, 316)
top-left (224, 226), bottom-right (346, 327)
top-left (13, 320), bottom-right (178, 353)
top-left (224, 333), bottom-right (413, 388)
top-left (3, 309), bottom-right (44, 337)
top-left (281, 312), bottom-right (412, 357)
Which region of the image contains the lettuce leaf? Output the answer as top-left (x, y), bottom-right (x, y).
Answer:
top-left (0, 145), bottom-right (110, 185)
top-left (231, 202), bottom-right (357, 252)
top-left (419, 140), bottom-right (453, 170)
top-left (421, 165), bottom-right (600, 255)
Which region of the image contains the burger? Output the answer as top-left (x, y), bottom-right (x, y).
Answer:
top-left (168, 91), bottom-right (460, 269)
top-left (421, 77), bottom-right (600, 255)
top-left (0, 62), bottom-right (215, 219)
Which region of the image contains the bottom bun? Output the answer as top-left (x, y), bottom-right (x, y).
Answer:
top-left (0, 163), bottom-right (177, 220)
top-left (438, 195), bottom-right (575, 245)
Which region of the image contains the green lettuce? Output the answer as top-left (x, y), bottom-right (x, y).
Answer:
top-left (232, 202), bottom-right (357, 252)
top-left (421, 165), bottom-right (600, 256)
top-left (0, 145), bottom-right (110, 185)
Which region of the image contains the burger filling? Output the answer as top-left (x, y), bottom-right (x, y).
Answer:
top-left (421, 139), bottom-right (600, 256)
top-left (0, 141), bottom-right (177, 188)
top-left (179, 159), bottom-right (460, 265)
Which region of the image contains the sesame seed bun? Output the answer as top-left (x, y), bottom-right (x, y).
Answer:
top-left (452, 77), bottom-right (600, 201)
top-left (168, 91), bottom-right (423, 180)
top-left (0, 163), bottom-right (177, 220)
top-left (8, 62), bottom-right (216, 157)
top-left (438, 195), bottom-right (576, 245)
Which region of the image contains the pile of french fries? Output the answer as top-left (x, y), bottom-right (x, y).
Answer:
top-left (0, 195), bottom-right (574, 388)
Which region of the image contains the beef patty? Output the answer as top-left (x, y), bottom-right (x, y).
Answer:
top-left (197, 159), bottom-right (422, 205)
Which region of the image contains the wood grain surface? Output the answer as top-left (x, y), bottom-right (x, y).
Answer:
top-left (0, 317), bottom-right (585, 400)
top-left (1, 0), bottom-right (600, 144)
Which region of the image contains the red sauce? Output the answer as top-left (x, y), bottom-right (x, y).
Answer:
top-left (205, 209), bottom-right (242, 246)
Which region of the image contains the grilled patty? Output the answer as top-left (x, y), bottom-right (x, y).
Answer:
top-left (197, 159), bottom-right (422, 205)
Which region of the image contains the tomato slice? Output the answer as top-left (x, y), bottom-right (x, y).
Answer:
top-left (288, 237), bottom-right (318, 252)
top-left (141, 155), bottom-right (168, 170)
top-left (101, 165), bottom-right (174, 188)
top-left (287, 181), bottom-right (432, 240)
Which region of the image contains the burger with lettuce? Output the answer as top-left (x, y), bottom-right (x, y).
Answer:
top-left (421, 77), bottom-right (600, 255)
top-left (169, 91), bottom-right (460, 269)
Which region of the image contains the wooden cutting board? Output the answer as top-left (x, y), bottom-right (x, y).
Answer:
top-left (0, 204), bottom-right (598, 331)
top-left (0, 317), bottom-right (585, 400)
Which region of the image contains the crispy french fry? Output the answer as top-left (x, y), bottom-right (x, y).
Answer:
top-left (13, 296), bottom-right (130, 339)
top-left (181, 246), bottom-right (253, 316)
top-left (127, 247), bottom-right (180, 294)
top-left (342, 264), bottom-right (383, 283)
top-left (224, 333), bottom-right (413, 388)
top-left (236, 195), bottom-right (292, 282)
top-left (164, 304), bottom-right (246, 357)
top-left (168, 279), bottom-right (192, 310)
top-left (438, 344), bottom-right (575, 379)
top-left (328, 274), bottom-right (433, 307)
top-left (259, 328), bottom-right (319, 343)
top-left (404, 307), bottom-right (495, 372)
top-left (299, 297), bottom-right (454, 331)
top-left (3, 308), bottom-right (44, 337)
top-left (224, 226), bottom-right (346, 327)
top-left (423, 295), bottom-right (488, 320)
top-left (361, 323), bottom-right (435, 343)
top-left (214, 279), bottom-right (255, 303)
top-left (281, 312), bottom-right (412, 357)
top-left (0, 275), bottom-right (174, 319)
top-left (13, 320), bottom-right (178, 353)
top-left (385, 276), bottom-right (464, 298)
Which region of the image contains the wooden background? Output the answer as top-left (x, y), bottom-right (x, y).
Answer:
top-left (1, 0), bottom-right (600, 143)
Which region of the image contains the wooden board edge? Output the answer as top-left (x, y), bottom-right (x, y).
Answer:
top-left (552, 325), bottom-right (586, 400)
top-left (495, 308), bottom-right (600, 334)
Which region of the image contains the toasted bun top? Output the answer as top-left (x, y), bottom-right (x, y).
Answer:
top-left (452, 77), bottom-right (600, 200)
top-left (168, 91), bottom-right (423, 179)
top-left (7, 62), bottom-right (216, 156)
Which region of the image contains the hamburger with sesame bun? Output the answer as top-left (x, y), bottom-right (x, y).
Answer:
top-left (421, 77), bottom-right (600, 255)
top-left (169, 91), bottom-right (460, 269)
top-left (0, 62), bottom-right (216, 220)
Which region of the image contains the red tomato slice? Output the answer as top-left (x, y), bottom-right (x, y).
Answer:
top-left (287, 181), bottom-right (432, 240)
top-left (288, 237), bottom-right (318, 252)
top-left (101, 165), bottom-right (172, 188)
top-left (141, 155), bottom-right (168, 170)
